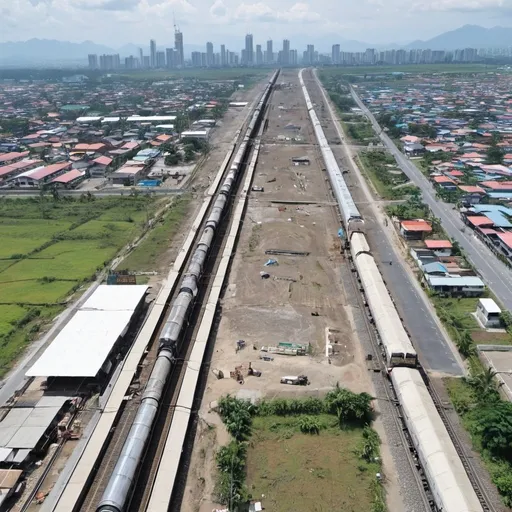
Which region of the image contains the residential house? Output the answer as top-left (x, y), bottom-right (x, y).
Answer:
top-left (400, 220), bottom-right (433, 240)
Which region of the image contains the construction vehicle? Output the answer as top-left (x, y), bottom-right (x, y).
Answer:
top-left (280, 375), bottom-right (309, 386)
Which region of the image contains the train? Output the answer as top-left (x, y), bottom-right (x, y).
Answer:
top-left (95, 70), bottom-right (280, 512)
top-left (299, 68), bottom-right (483, 512)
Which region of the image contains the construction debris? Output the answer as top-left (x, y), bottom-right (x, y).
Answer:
top-left (265, 249), bottom-right (310, 256)
top-left (273, 276), bottom-right (296, 282)
top-left (264, 259), bottom-right (278, 266)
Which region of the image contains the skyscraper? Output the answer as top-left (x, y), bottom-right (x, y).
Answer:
top-left (150, 39), bottom-right (156, 68)
top-left (166, 48), bottom-right (175, 68)
top-left (282, 39), bottom-right (290, 66)
top-left (156, 51), bottom-right (166, 68)
top-left (332, 44), bottom-right (340, 65)
top-left (306, 44), bottom-right (314, 65)
top-left (245, 34), bottom-right (254, 65)
top-left (266, 40), bottom-right (273, 64)
top-left (256, 44), bottom-right (263, 65)
top-left (221, 44), bottom-right (226, 67)
top-left (88, 54), bottom-right (98, 69)
top-left (191, 51), bottom-right (201, 67)
top-left (175, 28), bottom-right (184, 68)
top-left (139, 48), bottom-right (144, 68)
top-left (206, 42), bottom-right (214, 67)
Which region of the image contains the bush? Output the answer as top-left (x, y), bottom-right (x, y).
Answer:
top-left (215, 441), bottom-right (248, 507)
top-left (299, 416), bottom-right (321, 434)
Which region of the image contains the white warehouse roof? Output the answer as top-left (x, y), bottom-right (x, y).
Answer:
top-left (27, 310), bottom-right (132, 378)
top-left (478, 298), bottom-right (501, 314)
top-left (126, 116), bottom-right (177, 122)
top-left (81, 284), bottom-right (148, 311)
top-left (27, 285), bottom-right (147, 378)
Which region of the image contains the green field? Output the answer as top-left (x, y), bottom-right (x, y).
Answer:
top-left (0, 195), bottom-right (189, 376)
top-left (320, 63), bottom-right (498, 77)
top-left (246, 415), bottom-right (381, 512)
top-left (118, 68), bottom-right (272, 82)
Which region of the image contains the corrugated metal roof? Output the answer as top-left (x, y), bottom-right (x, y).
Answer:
top-left (427, 276), bottom-right (485, 287)
top-left (26, 310), bottom-right (133, 378)
top-left (80, 285), bottom-right (147, 312)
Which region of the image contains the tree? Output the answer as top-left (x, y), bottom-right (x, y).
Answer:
top-left (456, 330), bottom-right (475, 358)
top-left (359, 426), bottom-right (380, 462)
top-left (324, 384), bottom-right (373, 426)
top-left (165, 154), bottom-right (180, 166)
top-left (468, 367), bottom-right (499, 399)
top-left (487, 144), bottom-right (505, 165)
top-left (473, 401), bottom-right (512, 460)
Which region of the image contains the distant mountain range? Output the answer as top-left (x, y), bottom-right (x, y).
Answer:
top-left (1, 25), bottom-right (511, 67)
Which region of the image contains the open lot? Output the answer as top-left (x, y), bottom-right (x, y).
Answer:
top-left (182, 70), bottom-right (399, 512)
top-left (247, 415), bottom-right (380, 512)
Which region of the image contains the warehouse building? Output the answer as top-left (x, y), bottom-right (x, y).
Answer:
top-left (26, 285), bottom-right (148, 385)
top-left (0, 396), bottom-right (73, 467)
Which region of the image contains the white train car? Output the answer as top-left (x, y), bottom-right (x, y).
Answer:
top-left (353, 251), bottom-right (417, 367)
top-left (391, 368), bottom-right (483, 512)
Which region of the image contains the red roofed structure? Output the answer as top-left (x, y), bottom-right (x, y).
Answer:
top-left (400, 220), bottom-right (432, 240)
top-left (465, 216), bottom-right (494, 228)
top-left (51, 170), bottom-right (86, 188)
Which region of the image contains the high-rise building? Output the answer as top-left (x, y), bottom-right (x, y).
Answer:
top-left (166, 48), bottom-right (175, 68)
top-left (306, 44), bottom-right (314, 65)
top-left (266, 40), bottom-right (273, 64)
top-left (175, 28), bottom-right (184, 67)
top-left (241, 49), bottom-right (247, 65)
top-left (139, 48), bottom-right (144, 67)
top-left (191, 51), bottom-right (201, 67)
top-left (88, 54), bottom-right (98, 69)
top-left (221, 44), bottom-right (226, 67)
top-left (143, 55), bottom-right (150, 68)
top-left (125, 56), bottom-right (137, 69)
top-left (282, 39), bottom-right (290, 66)
top-left (290, 49), bottom-right (297, 66)
top-left (245, 34), bottom-right (254, 65)
top-left (150, 39), bottom-right (156, 68)
top-left (201, 53), bottom-right (207, 67)
top-left (256, 44), bottom-right (263, 65)
top-left (156, 51), bottom-right (166, 68)
top-left (206, 42), bottom-right (214, 67)
top-left (99, 53), bottom-right (120, 70)
top-left (332, 44), bottom-right (340, 65)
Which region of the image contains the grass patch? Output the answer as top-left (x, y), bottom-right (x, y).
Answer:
top-left (445, 369), bottom-right (512, 507)
top-left (0, 280), bottom-right (80, 304)
top-left (0, 305), bottom-right (27, 336)
top-left (117, 68), bottom-right (271, 82)
top-left (358, 151), bottom-right (416, 200)
top-left (118, 196), bottom-right (190, 272)
top-left (346, 122), bottom-right (377, 143)
top-left (320, 64), bottom-right (497, 78)
top-left (247, 415), bottom-right (382, 512)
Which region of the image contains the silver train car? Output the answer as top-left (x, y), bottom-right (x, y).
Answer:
top-left (299, 68), bottom-right (483, 512)
top-left (96, 70), bottom-right (280, 512)
top-left (351, 232), bottom-right (417, 368)
top-left (391, 368), bottom-right (483, 512)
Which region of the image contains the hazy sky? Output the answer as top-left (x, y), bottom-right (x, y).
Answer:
top-left (2, 0), bottom-right (512, 47)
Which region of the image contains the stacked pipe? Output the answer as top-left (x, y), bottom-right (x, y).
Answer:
top-left (96, 69), bottom-right (280, 512)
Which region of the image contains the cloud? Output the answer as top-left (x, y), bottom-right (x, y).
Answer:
top-left (80, 0), bottom-right (140, 10)
top-left (234, 1), bottom-right (322, 23)
top-left (210, 0), bottom-right (227, 17)
top-left (417, 0), bottom-right (506, 9)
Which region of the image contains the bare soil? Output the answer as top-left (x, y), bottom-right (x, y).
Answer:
top-left (182, 71), bottom-right (400, 512)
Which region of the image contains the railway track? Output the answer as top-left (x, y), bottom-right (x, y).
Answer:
top-left (75, 73), bottom-right (278, 512)
top-left (303, 67), bottom-right (498, 512)
top-left (424, 375), bottom-right (497, 512)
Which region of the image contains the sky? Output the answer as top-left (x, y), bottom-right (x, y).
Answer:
top-left (2, 0), bottom-right (512, 49)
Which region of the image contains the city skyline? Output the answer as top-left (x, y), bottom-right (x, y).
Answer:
top-left (87, 31), bottom-right (500, 71)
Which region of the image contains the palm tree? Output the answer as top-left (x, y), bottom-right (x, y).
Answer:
top-left (456, 330), bottom-right (475, 358)
top-left (469, 367), bottom-right (498, 397)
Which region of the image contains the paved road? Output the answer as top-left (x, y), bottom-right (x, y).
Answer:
top-left (351, 88), bottom-right (512, 311)
top-left (308, 69), bottom-right (463, 375)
